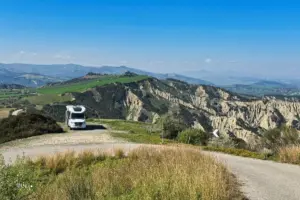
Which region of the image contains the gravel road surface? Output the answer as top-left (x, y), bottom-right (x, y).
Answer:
top-left (210, 152), bottom-right (300, 200)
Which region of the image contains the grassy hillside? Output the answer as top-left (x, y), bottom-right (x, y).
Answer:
top-left (25, 94), bottom-right (73, 105)
top-left (38, 75), bottom-right (148, 95)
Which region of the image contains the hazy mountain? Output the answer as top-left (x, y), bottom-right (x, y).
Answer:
top-left (0, 84), bottom-right (26, 89)
top-left (224, 80), bottom-right (300, 97)
top-left (0, 65), bottom-right (66, 87)
top-left (251, 80), bottom-right (293, 88)
top-left (0, 63), bottom-right (213, 86)
top-left (182, 70), bottom-right (265, 85)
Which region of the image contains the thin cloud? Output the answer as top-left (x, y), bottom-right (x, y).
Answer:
top-left (119, 60), bottom-right (128, 65)
top-left (205, 58), bottom-right (212, 64)
top-left (54, 54), bottom-right (72, 59)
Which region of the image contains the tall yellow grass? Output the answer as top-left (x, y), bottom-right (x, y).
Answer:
top-left (33, 147), bottom-right (243, 200)
top-left (279, 145), bottom-right (300, 165)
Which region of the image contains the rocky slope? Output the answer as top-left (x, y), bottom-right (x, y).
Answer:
top-left (41, 77), bottom-right (300, 143)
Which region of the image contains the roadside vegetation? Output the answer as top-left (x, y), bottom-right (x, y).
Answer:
top-left (0, 147), bottom-right (244, 200)
top-left (203, 126), bottom-right (300, 163)
top-left (88, 118), bottom-right (174, 144)
top-left (278, 145), bottom-right (300, 164)
top-left (202, 146), bottom-right (266, 160)
top-left (90, 118), bottom-right (300, 165)
top-left (0, 113), bottom-right (63, 144)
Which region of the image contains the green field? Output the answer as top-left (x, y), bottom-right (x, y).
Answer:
top-left (0, 89), bottom-right (36, 100)
top-left (38, 75), bottom-right (148, 95)
top-left (25, 93), bottom-right (73, 105)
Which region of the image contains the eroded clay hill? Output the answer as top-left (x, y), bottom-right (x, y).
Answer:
top-left (42, 77), bottom-right (300, 143)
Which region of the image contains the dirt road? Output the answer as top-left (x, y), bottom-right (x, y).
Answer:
top-left (211, 152), bottom-right (300, 200)
top-left (1, 130), bottom-right (300, 200)
top-left (0, 129), bottom-right (141, 163)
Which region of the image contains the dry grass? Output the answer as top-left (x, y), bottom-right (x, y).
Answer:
top-left (28, 150), bottom-right (108, 174)
top-left (279, 145), bottom-right (300, 165)
top-left (0, 108), bottom-right (11, 119)
top-left (33, 147), bottom-right (243, 200)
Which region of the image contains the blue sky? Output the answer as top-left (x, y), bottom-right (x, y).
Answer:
top-left (0, 0), bottom-right (300, 77)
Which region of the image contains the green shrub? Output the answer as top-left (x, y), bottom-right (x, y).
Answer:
top-left (178, 128), bottom-right (209, 145)
top-left (161, 117), bottom-right (187, 139)
top-left (208, 137), bottom-right (247, 149)
top-left (263, 126), bottom-right (300, 151)
top-left (0, 113), bottom-right (63, 144)
top-left (0, 157), bottom-right (37, 200)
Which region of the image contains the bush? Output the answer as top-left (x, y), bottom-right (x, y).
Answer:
top-left (177, 128), bottom-right (209, 145)
top-left (263, 126), bottom-right (300, 151)
top-left (0, 113), bottom-right (63, 144)
top-left (161, 117), bottom-right (187, 139)
top-left (0, 156), bottom-right (37, 200)
top-left (208, 136), bottom-right (247, 149)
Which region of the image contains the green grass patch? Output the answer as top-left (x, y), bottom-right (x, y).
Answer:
top-left (0, 89), bottom-right (37, 100)
top-left (111, 131), bottom-right (166, 144)
top-left (25, 94), bottom-right (73, 105)
top-left (38, 75), bottom-right (148, 95)
top-left (89, 118), bottom-right (173, 144)
top-left (202, 146), bottom-right (267, 160)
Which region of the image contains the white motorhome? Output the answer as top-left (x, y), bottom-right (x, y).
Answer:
top-left (65, 105), bottom-right (87, 129)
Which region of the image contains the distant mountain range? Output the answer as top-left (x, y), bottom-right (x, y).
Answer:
top-left (0, 84), bottom-right (26, 89)
top-left (0, 65), bottom-right (66, 87)
top-left (1, 63), bottom-right (300, 97)
top-left (0, 63), bottom-right (213, 87)
top-left (224, 80), bottom-right (300, 97)
top-left (181, 69), bottom-right (300, 87)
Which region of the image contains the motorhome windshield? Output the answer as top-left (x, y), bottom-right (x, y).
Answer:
top-left (71, 113), bottom-right (85, 119)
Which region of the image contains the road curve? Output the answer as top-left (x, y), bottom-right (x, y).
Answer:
top-left (1, 130), bottom-right (300, 200)
top-left (210, 152), bottom-right (300, 200)
top-left (0, 129), bottom-right (141, 164)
